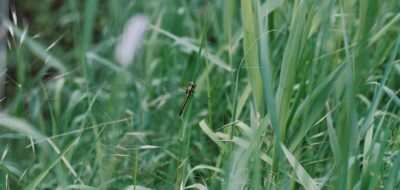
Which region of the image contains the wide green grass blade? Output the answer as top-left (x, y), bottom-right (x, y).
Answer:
top-left (82, 0), bottom-right (99, 52)
top-left (199, 119), bottom-right (226, 150)
top-left (240, 0), bottom-right (264, 115)
top-left (280, 143), bottom-right (318, 190)
top-left (0, 114), bottom-right (44, 140)
top-left (276, 0), bottom-right (314, 141)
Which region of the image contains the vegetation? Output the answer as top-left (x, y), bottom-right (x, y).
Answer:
top-left (1, 0), bottom-right (399, 189)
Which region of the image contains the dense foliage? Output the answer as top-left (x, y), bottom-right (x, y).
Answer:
top-left (0, 0), bottom-right (399, 189)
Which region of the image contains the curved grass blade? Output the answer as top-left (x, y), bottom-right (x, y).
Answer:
top-left (280, 143), bottom-right (319, 190)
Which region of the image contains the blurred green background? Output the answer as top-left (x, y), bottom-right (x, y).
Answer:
top-left (0, 0), bottom-right (399, 189)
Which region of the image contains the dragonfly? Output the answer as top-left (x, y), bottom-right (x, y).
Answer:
top-left (178, 81), bottom-right (196, 117)
top-left (177, 8), bottom-right (209, 117)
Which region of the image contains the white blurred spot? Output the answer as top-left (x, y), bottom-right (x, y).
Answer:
top-left (12, 10), bottom-right (17, 26)
top-left (124, 185), bottom-right (152, 190)
top-left (45, 34), bottom-right (64, 52)
top-left (19, 26), bottom-right (27, 46)
top-left (139, 145), bottom-right (159, 149)
top-left (151, 78), bottom-right (161, 86)
top-left (115, 15), bottom-right (148, 66)
top-left (178, 7), bottom-right (185, 15)
top-left (7, 25), bottom-right (13, 37)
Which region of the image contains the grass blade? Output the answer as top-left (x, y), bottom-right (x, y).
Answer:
top-left (280, 143), bottom-right (318, 190)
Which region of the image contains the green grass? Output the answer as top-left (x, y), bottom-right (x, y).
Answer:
top-left (1, 0), bottom-right (400, 189)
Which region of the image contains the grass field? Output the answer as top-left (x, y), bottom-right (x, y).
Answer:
top-left (1, 0), bottom-right (400, 189)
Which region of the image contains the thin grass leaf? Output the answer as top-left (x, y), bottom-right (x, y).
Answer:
top-left (25, 137), bottom-right (80, 190)
top-left (288, 61), bottom-right (347, 151)
top-left (360, 36), bottom-right (400, 136)
top-left (235, 83), bottom-right (252, 120)
top-left (148, 24), bottom-right (233, 72)
top-left (280, 143), bottom-right (319, 190)
top-left (184, 164), bottom-right (223, 187)
top-left (199, 120), bottom-right (225, 150)
top-left (185, 183), bottom-right (207, 190)
top-left (383, 153), bottom-right (400, 190)
top-left (325, 103), bottom-right (342, 163)
top-left (260, 0), bottom-right (284, 17)
top-left (87, 52), bottom-right (121, 72)
top-left (234, 121), bottom-right (253, 138)
top-left (3, 20), bottom-right (67, 72)
top-left (123, 185), bottom-right (152, 190)
top-left (382, 86), bottom-right (400, 107)
top-left (66, 185), bottom-right (97, 190)
top-left (370, 13), bottom-right (400, 44)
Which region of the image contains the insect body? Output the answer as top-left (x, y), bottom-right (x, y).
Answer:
top-left (178, 81), bottom-right (196, 117)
